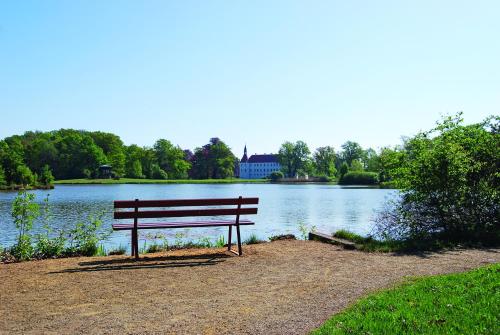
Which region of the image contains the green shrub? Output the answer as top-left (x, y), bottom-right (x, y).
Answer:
top-left (215, 235), bottom-right (226, 248)
top-left (10, 191), bottom-right (39, 260)
top-left (339, 171), bottom-right (379, 185)
top-left (374, 114), bottom-right (500, 245)
top-left (34, 194), bottom-right (66, 258)
top-left (39, 165), bottom-right (54, 187)
top-left (108, 245), bottom-right (127, 255)
top-left (151, 164), bottom-right (168, 180)
top-left (67, 212), bottom-right (109, 256)
top-left (269, 171), bottom-right (284, 181)
top-left (244, 233), bottom-right (260, 244)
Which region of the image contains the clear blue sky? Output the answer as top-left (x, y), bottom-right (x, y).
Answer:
top-left (1, 1), bottom-right (498, 156)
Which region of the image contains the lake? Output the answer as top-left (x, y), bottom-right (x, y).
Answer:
top-left (0, 184), bottom-right (395, 251)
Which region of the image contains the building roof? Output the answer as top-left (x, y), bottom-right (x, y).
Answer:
top-left (247, 154), bottom-right (278, 163)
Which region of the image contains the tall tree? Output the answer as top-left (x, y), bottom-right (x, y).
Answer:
top-left (278, 141), bottom-right (311, 177)
top-left (153, 139), bottom-right (191, 179)
top-left (341, 141), bottom-right (363, 167)
top-left (190, 138), bottom-right (236, 179)
top-left (313, 146), bottom-right (336, 177)
top-left (90, 131), bottom-right (126, 177)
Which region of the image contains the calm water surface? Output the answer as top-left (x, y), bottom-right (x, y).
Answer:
top-left (0, 184), bottom-right (395, 250)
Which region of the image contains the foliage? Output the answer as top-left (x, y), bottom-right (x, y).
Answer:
top-left (312, 264), bottom-right (500, 335)
top-left (339, 162), bottom-right (349, 178)
top-left (151, 164), bottom-right (168, 180)
top-left (39, 164), bottom-right (55, 186)
top-left (244, 233), bottom-right (261, 244)
top-left (154, 139), bottom-right (191, 179)
top-left (339, 171), bottom-right (379, 185)
top-left (278, 140), bottom-right (311, 177)
top-left (215, 235), bottom-right (226, 248)
top-left (269, 170), bottom-right (284, 181)
top-left (190, 138), bottom-right (237, 179)
top-left (34, 194), bottom-right (66, 258)
top-left (361, 148), bottom-right (379, 172)
top-left (108, 245), bottom-right (127, 255)
top-left (340, 141), bottom-right (363, 167)
top-left (313, 146), bottom-right (336, 177)
top-left (0, 165), bottom-right (6, 187)
top-left (297, 221), bottom-right (316, 240)
top-left (14, 165), bottom-right (35, 186)
top-left (349, 159), bottom-right (364, 171)
top-left (10, 191), bottom-right (40, 260)
top-left (67, 212), bottom-right (109, 256)
top-left (374, 114), bottom-right (499, 245)
top-left (90, 131), bottom-right (126, 177)
top-left (332, 229), bottom-right (403, 252)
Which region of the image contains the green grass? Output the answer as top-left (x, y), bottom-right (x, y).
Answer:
top-left (54, 178), bottom-right (268, 184)
top-left (333, 229), bottom-right (403, 252)
top-left (312, 264), bottom-right (500, 335)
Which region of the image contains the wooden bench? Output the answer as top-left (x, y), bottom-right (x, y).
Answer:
top-left (112, 196), bottom-right (259, 259)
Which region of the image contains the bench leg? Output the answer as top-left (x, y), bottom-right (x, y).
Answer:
top-left (133, 228), bottom-right (139, 260)
top-left (131, 230), bottom-right (135, 257)
top-left (227, 225), bottom-right (232, 251)
top-left (236, 224), bottom-right (242, 256)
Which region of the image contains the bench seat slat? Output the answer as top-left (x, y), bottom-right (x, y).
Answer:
top-left (114, 207), bottom-right (258, 219)
top-left (114, 197), bottom-right (259, 208)
top-left (112, 219), bottom-right (255, 230)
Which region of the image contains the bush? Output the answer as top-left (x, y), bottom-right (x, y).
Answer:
top-left (374, 114), bottom-right (500, 246)
top-left (244, 233), bottom-right (261, 244)
top-left (339, 171), bottom-right (379, 185)
top-left (39, 165), bottom-right (55, 186)
top-left (10, 191), bottom-right (39, 260)
top-left (269, 171), bottom-right (284, 181)
top-left (108, 245), bottom-right (127, 255)
top-left (34, 194), bottom-right (66, 258)
top-left (67, 212), bottom-right (109, 256)
top-left (151, 164), bottom-right (168, 180)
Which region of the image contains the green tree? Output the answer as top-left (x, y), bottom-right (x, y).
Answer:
top-left (39, 164), bottom-right (55, 186)
top-left (377, 147), bottom-right (405, 183)
top-left (339, 162), bottom-right (349, 178)
top-left (151, 163), bottom-right (168, 179)
top-left (278, 140), bottom-right (311, 177)
top-left (14, 165), bottom-right (35, 186)
top-left (341, 141), bottom-right (364, 167)
top-left (0, 165), bottom-right (6, 187)
top-left (313, 146), bottom-right (336, 177)
top-left (190, 138), bottom-right (236, 179)
top-left (362, 148), bottom-right (380, 172)
top-left (125, 145), bottom-right (145, 178)
top-left (90, 131), bottom-right (126, 177)
top-left (153, 139), bottom-right (191, 179)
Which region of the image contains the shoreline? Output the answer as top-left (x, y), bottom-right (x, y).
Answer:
top-left (54, 178), bottom-right (270, 185)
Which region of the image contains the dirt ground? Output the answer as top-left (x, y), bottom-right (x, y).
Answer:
top-left (1, 240), bottom-right (499, 335)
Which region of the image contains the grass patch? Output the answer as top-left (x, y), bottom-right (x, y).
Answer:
top-left (54, 178), bottom-right (268, 185)
top-left (333, 229), bottom-right (402, 252)
top-left (244, 233), bottom-right (261, 245)
top-left (312, 263), bottom-right (500, 335)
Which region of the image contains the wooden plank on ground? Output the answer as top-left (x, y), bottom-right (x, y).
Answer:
top-left (308, 231), bottom-right (356, 250)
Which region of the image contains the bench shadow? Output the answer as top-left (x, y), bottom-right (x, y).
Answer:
top-left (50, 253), bottom-right (231, 274)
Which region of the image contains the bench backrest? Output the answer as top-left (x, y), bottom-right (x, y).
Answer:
top-left (114, 197), bottom-right (259, 220)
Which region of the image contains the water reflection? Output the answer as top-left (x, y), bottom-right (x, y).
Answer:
top-left (0, 184), bottom-right (395, 249)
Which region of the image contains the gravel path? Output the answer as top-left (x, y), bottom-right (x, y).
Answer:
top-left (1, 240), bottom-right (498, 334)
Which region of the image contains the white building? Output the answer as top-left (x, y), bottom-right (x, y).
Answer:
top-left (239, 145), bottom-right (281, 179)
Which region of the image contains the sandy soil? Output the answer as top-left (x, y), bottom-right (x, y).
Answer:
top-left (1, 240), bottom-right (498, 335)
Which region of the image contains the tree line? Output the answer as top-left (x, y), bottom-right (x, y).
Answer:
top-left (275, 140), bottom-right (400, 185)
top-left (0, 130), bottom-right (237, 187)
